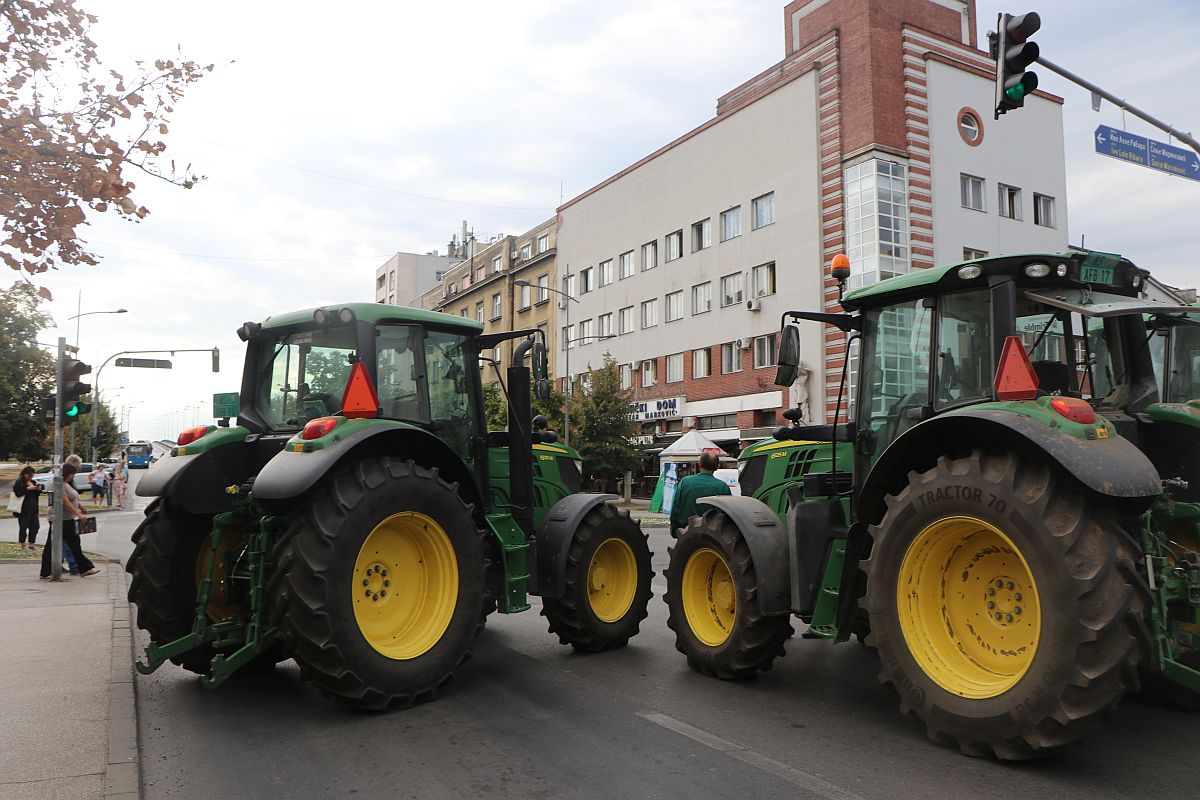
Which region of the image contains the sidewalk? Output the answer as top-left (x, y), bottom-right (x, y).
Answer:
top-left (0, 561), bottom-right (139, 800)
top-left (615, 498), bottom-right (670, 527)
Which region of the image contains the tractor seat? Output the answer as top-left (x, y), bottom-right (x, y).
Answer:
top-left (1032, 360), bottom-right (1071, 395)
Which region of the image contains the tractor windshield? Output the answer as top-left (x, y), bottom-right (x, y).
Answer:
top-left (259, 326), bottom-right (357, 428)
top-left (1155, 316), bottom-right (1200, 402)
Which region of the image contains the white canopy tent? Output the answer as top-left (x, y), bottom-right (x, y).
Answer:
top-left (657, 430), bottom-right (735, 466)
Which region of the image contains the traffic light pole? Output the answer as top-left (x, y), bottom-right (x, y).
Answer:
top-left (1035, 56), bottom-right (1200, 156)
top-left (51, 338), bottom-right (65, 582)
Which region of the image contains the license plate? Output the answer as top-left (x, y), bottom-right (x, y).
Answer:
top-left (1080, 265), bottom-right (1115, 285)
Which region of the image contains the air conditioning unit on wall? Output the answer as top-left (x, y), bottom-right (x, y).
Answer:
top-left (736, 337), bottom-right (752, 349)
top-left (746, 299), bottom-right (762, 312)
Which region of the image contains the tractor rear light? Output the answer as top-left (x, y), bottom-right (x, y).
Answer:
top-left (176, 425), bottom-right (211, 446)
top-left (1049, 397), bottom-right (1097, 425)
top-left (957, 265), bottom-right (982, 280)
top-left (301, 416), bottom-right (340, 440)
top-left (993, 336), bottom-right (1039, 401)
top-left (1023, 262), bottom-right (1051, 278)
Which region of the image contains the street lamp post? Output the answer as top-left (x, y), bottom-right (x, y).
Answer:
top-left (515, 277), bottom-right (581, 445)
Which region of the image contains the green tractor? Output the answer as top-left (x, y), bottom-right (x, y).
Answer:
top-left (665, 250), bottom-right (1200, 758)
top-left (127, 303), bottom-right (653, 708)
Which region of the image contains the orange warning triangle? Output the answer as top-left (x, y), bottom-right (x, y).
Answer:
top-left (341, 362), bottom-right (381, 419)
top-left (993, 335), bottom-right (1039, 401)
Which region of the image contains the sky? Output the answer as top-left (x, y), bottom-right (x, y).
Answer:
top-left (16, 0), bottom-right (1199, 442)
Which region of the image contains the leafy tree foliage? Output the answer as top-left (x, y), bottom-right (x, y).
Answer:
top-left (481, 380), bottom-right (507, 431)
top-left (1, 0), bottom-right (210, 285)
top-left (570, 355), bottom-right (640, 491)
top-left (72, 398), bottom-right (120, 459)
top-left (0, 281), bottom-right (54, 460)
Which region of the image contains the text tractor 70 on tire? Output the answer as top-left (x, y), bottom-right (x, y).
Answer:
top-left (127, 303), bottom-right (653, 709)
top-left (665, 250), bottom-right (1200, 758)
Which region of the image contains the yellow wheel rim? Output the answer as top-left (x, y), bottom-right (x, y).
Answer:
top-left (352, 511), bottom-right (459, 660)
top-left (681, 547), bottom-right (736, 647)
top-left (587, 538), bottom-right (638, 623)
top-left (896, 516), bottom-right (1041, 699)
top-left (196, 527), bottom-right (243, 622)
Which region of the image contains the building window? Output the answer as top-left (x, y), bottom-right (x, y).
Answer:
top-left (562, 324), bottom-right (574, 350)
top-left (493, 346), bottom-right (502, 366)
top-left (754, 333), bottom-right (777, 369)
top-left (665, 230), bottom-right (683, 262)
top-left (492, 255), bottom-right (503, 273)
top-left (692, 218), bottom-right (711, 251)
top-left (619, 250), bottom-right (634, 279)
top-left (664, 419), bottom-right (683, 434)
top-left (666, 353), bottom-right (684, 383)
top-left (520, 243), bottom-right (532, 260)
top-left (460, 308), bottom-right (468, 317)
top-left (476, 265), bottom-right (486, 283)
top-left (641, 299), bottom-right (658, 329)
top-left (693, 348), bottom-right (711, 379)
top-left (721, 342), bottom-right (741, 374)
top-left (960, 173), bottom-right (985, 211)
top-left (692, 282), bottom-right (711, 315)
top-left (537, 234), bottom-right (549, 253)
top-left (696, 413), bottom-right (738, 430)
top-left (599, 259), bottom-right (614, 286)
top-left (447, 281), bottom-right (457, 296)
top-left (844, 159), bottom-right (910, 289)
top-left (642, 241), bottom-right (657, 271)
top-left (377, 274), bottom-right (386, 291)
top-left (475, 302), bottom-right (484, 322)
top-left (620, 363), bottom-right (633, 390)
top-left (462, 272), bottom-right (473, 289)
top-left (563, 274), bottom-right (576, 298)
top-left (1034, 193), bottom-right (1055, 228)
top-left (490, 293), bottom-right (501, 320)
top-left (580, 267), bottom-right (594, 294)
top-left (619, 306), bottom-right (634, 334)
top-left (536, 273), bottom-right (549, 303)
top-left (720, 206), bottom-right (741, 241)
top-left (720, 273), bottom-right (744, 307)
top-left (578, 318), bottom-right (593, 342)
top-left (958, 109), bottom-right (983, 146)
top-left (998, 184), bottom-right (1022, 220)
top-left (519, 283), bottom-right (531, 310)
top-left (642, 359), bottom-right (657, 387)
top-left (598, 312), bottom-right (613, 337)
top-left (963, 247), bottom-right (988, 261)
top-left (752, 262), bottom-right (776, 298)
top-left (752, 192), bottom-right (775, 230)
top-left (388, 294), bottom-right (394, 305)
top-left (665, 290), bottom-right (683, 322)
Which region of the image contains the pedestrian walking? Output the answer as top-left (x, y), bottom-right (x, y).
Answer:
top-left (112, 460), bottom-right (128, 509)
top-left (88, 464), bottom-right (108, 505)
top-left (9, 467), bottom-right (44, 549)
top-left (669, 451), bottom-right (732, 537)
top-left (40, 463), bottom-right (98, 579)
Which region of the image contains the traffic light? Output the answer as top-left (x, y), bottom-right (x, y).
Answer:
top-left (61, 356), bottom-right (92, 426)
top-left (212, 347), bottom-right (220, 372)
top-left (989, 11), bottom-right (1041, 118)
top-left (41, 396), bottom-right (56, 421)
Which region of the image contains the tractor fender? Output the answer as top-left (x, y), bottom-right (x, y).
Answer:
top-left (695, 495), bottom-right (794, 616)
top-left (534, 493), bottom-right (617, 598)
top-left (252, 424), bottom-right (477, 506)
top-left (136, 434), bottom-right (289, 515)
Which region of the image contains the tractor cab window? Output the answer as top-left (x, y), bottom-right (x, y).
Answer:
top-left (423, 329), bottom-right (476, 463)
top-left (857, 298), bottom-right (932, 466)
top-left (1015, 307), bottom-right (1073, 395)
top-left (1166, 319), bottom-right (1200, 402)
top-left (376, 325), bottom-right (427, 423)
top-left (1014, 297), bottom-right (1123, 403)
top-left (935, 290), bottom-right (991, 408)
top-left (260, 326), bottom-right (357, 429)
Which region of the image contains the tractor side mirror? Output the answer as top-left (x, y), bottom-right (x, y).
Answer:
top-left (775, 325), bottom-right (801, 387)
top-left (536, 378), bottom-right (551, 401)
top-left (532, 340), bottom-right (548, 381)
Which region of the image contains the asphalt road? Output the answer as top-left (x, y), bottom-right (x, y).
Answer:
top-left (5, 469), bottom-right (1198, 799)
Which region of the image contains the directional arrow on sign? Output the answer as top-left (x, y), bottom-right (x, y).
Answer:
top-left (1096, 124), bottom-right (1200, 182)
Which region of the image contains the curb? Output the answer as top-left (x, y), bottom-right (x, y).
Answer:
top-left (104, 564), bottom-right (141, 799)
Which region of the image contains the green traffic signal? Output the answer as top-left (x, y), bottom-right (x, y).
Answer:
top-left (64, 401), bottom-right (91, 420)
top-left (991, 11), bottom-right (1041, 118)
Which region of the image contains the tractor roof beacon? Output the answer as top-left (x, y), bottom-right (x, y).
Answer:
top-left (665, 251), bottom-right (1200, 759)
top-left (127, 302), bottom-right (654, 708)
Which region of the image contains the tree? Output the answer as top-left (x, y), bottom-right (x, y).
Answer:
top-left (570, 354), bottom-right (640, 492)
top-left (0, 281), bottom-right (54, 460)
top-left (481, 380), bottom-right (507, 431)
top-left (72, 398), bottom-right (120, 459)
top-left (1, 0), bottom-right (210, 285)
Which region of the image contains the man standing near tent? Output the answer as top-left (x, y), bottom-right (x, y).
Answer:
top-left (670, 451), bottom-right (731, 537)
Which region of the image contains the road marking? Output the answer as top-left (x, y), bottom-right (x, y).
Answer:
top-left (638, 711), bottom-right (868, 800)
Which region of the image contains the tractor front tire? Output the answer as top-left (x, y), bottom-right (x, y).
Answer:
top-left (862, 450), bottom-right (1147, 760)
top-left (542, 504), bottom-right (653, 652)
top-left (664, 512), bottom-right (791, 679)
top-left (126, 498), bottom-right (217, 675)
top-left (270, 458), bottom-right (485, 710)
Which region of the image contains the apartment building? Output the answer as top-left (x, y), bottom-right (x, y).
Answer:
top-left (373, 251), bottom-right (459, 307)
top-left (557, 0), bottom-right (1068, 454)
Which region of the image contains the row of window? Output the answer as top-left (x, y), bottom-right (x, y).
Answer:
top-left (562, 263), bottom-right (776, 348)
top-left (446, 234), bottom-right (550, 297)
top-left (615, 333), bottom-right (778, 389)
top-left (563, 192), bottom-right (775, 298)
top-left (960, 173), bottom-right (1055, 227)
top-left (455, 272), bottom-right (554, 321)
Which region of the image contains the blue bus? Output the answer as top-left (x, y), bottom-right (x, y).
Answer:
top-left (126, 442), bottom-right (154, 468)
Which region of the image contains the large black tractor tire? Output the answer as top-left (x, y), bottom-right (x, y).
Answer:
top-left (126, 498), bottom-right (219, 675)
top-left (542, 504), bottom-right (653, 652)
top-left (269, 458), bottom-right (486, 710)
top-left (862, 450), bottom-right (1148, 760)
top-left (664, 512), bottom-right (791, 679)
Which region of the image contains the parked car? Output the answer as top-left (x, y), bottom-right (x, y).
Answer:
top-left (33, 463), bottom-right (110, 493)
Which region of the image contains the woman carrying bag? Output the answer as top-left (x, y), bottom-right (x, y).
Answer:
top-left (40, 463), bottom-right (98, 579)
top-left (9, 466), bottom-right (43, 550)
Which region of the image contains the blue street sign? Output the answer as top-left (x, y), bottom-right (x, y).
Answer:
top-left (1095, 124), bottom-right (1200, 182)
top-left (119, 434), bottom-right (129, 444)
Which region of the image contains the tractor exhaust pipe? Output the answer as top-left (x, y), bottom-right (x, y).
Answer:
top-left (508, 337), bottom-right (535, 538)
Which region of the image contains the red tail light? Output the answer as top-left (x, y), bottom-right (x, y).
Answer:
top-left (301, 417), bottom-right (340, 440)
top-left (993, 336), bottom-right (1039, 401)
top-left (1049, 397), bottom-right (1097, 425)
top-left (176, 426), bottom-right (211, 446)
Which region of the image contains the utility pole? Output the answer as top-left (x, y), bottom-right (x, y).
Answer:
top-left (51, 338), bottom-right (65, 581)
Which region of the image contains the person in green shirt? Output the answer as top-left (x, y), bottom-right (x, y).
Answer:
top-left (670, 451), bottom-right (731, 536)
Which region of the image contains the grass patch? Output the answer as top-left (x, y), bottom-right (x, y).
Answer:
top-left (0, 541), bottom-right (104, 560)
